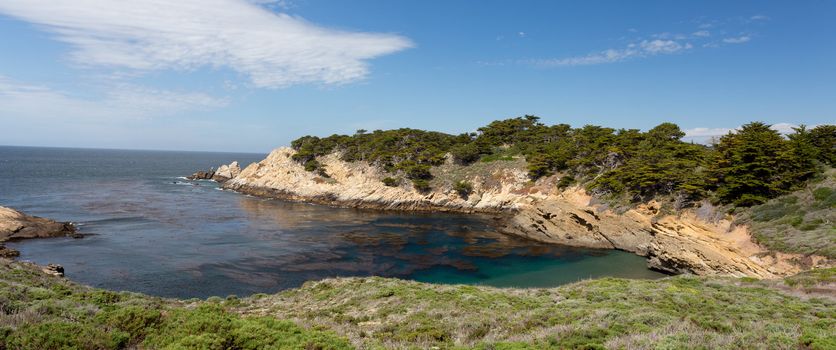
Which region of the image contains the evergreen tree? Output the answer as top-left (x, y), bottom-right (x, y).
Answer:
top-left (714, 122), bottom-right (789, 206)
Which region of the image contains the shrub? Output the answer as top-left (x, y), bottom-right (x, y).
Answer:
top-left (454, 180), bottom-right (473, 197)
top-left (304, 159), bottom-right (321, 172)
top-left (557, 175), bottom-right (575, 189)
top-left (382, 177), bottom-right (400, 187)
top-left (412, 179), bottom-right (431, 192)
top-left (451, 143), bottom-right (482, 164)
top-left (5, 322), bottom-right (128, 350)
top-left (99, 305), bottom-right (162, 344)
top-left (143, 304), bottom-right (351, 350)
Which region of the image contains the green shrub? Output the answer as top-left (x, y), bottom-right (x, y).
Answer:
top-left (99, 305), bottom-right (162, 343)
top-left (412, 179), bottom-right (431, 192)
top-left (454, 180), bottom-right (473, 197)
top-left (451, 143), bottom-right (482, 164)
top-left (5, 322), bottom-right (128, 350)
top-left (382, 177), bottom-right (400, 187)
top-left (556, 175), bottom-right (575, 189)
top-left (304, 159), bottom-right (321, 172)
top-left (143, 304), bottom-right (351, 350)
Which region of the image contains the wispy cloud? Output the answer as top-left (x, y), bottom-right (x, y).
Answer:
top-left (750, 15), bottom-right (770, 21)
top-left (0, 0), bottom-right (413, 88)
top-left (527, 40), bottom-right (691, 67)
top-left (0, 76), bottom-right (226, 120)
top-left (722, 35), bottom-right (751, 44)
top-left (517, 15), bottom-right (762, 68)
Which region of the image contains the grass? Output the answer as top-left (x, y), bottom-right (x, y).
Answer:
top-left (0, 261), bottom-right (350, 350)
top-left (1, 260), bottom-right (834, 349)
top-left (239, 272), bottom-right (836, 349)
top-left (738, 168), bottom-right (836, 258)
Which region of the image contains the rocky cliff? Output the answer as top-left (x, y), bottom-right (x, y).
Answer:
top-left (216, 147), bottom-right (830, 278)
top-left (223, 147), bottom-right (541, 212)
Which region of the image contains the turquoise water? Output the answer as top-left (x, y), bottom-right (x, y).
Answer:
top-left (1, 146), bottom-right (665, 298)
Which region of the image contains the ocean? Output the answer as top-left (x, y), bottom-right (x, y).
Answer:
top-left (0, 146), bottom-right (665, 298)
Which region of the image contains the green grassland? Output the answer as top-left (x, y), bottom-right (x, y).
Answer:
top-left (1, 260), bottom-right (833, 350)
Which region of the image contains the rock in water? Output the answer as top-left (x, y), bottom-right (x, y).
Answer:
top-left (187, 168), bottom-right (215, 180)
top-left (0, 206), bottom-right (76, 241)
top-left (0, 244), bottom-right (20, 258)
top-left (212, 161), bottom-right (241, 183)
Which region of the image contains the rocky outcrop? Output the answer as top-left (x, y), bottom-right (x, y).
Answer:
top-left (188, 162), bottom-right (242, 183)
top-left (498, 194), bottom-right (811, 278)
top-left (213, 161), bottom-right (241, 182)
top-left (42, 263), bottom-right (65, 277)
top-left (0, 206), bottom-right (78, 261)
top-left (223, 147), bottom-right (541, 213)
top-left (0, 206), bottom-right (76, 242)
top-left (215, 147), bottom-right (830, 278)
top-left (188, 169), bottom-right (215, 180)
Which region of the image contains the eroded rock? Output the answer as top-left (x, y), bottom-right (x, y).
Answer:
top-left (42, 263), bottom-right (64, 277)
top-left (212, 161), bottom-right (241, 182)
top-left (0, 206), bottom-right (76, 241)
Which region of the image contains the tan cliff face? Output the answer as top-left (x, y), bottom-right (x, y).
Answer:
top-left (219, 148), bottom-right (829, 278)
top-left (499, 194), bottom-right (826, 278)
top-left (224, 147), bottom-right (542, 212)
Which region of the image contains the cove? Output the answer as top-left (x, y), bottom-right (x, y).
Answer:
top-left (1, 147), bottom-right (665, 299)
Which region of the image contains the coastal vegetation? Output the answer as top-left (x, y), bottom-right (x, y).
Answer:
top-left (1, 260), bottom-right (833, 349)
top-left (289, 117), bottom-right (834, 208)
top-left (737, 168), bottom-right (836, 258)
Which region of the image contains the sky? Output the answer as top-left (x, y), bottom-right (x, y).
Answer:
top-left (0, 0), bottom-right (833, 152)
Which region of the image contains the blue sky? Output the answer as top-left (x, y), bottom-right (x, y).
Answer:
top-left (0, 0), bottom-right (833, 152)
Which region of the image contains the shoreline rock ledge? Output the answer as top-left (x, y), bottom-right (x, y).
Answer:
top-left (0, 206), bottom-right (78, 259)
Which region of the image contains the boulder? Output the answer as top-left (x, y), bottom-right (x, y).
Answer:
top-left (187, 169), bottom-right (215, 180)
top-left (42, 263), bottom-right (64, 277)
top-left (212, 161), bottom-right (241, 182)
top-left (0, 244), bottom-right (20, 258)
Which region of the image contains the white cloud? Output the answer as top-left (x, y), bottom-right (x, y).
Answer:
top-left (692, 30), bottom-right (711, 37)
top-left (528, 39), bottom-right (691, 67)
top-left (683, 123), bottom-right (810, 144)
top-left (750, 15), bottom-right (770, 21)
top-left (770, 122), bottom-right (800, 135)
top-left (0, 0), bottom-right (413, 88)
top-left (0, 76), bottom-right (226, 120)
top-left (723, 35), bottom-right (751, 44)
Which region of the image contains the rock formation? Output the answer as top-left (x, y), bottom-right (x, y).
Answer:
top-left (206, 147), bottom-right (829, 278)
top-left (0, 206), bottom-right (76, 241)
top-left (212, 161), bottom-right (241, 182)
top-left (188, 162), bottom-right (242, 183)
top-left (187, 169), bottom-right (215, 180)
top-left (223, 147), bottom-right (540, 213)
top-left (0, 206), bottom-right (78, 263)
